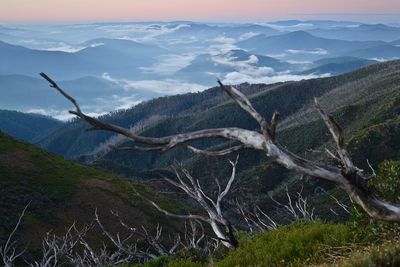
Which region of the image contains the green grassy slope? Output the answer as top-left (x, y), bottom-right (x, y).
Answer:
top-left (0, 131), bottom-right (185, 253)
top-left (29, 60), bottom-right (400, 223)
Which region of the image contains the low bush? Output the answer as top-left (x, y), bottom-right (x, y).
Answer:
top-left (369, 160), bottom-right (400, 202)
top-left (338, 239), bottom-right (400, 267)
top-left (216, 221), bottom-right (353, 267)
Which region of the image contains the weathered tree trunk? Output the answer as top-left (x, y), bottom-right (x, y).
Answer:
top-left (40, 73), bottom-right (400, 222)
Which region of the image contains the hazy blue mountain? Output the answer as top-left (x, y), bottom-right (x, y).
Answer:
top-left (0, 39), bottom-right (168, 80)
top-left (0, 110), bottom-right (62, 141)
top-left (312, 56), bottom-right (375, 66)
top-left (268, 20), bottom-right (358, 29)
top-left (0, 32), bottom-right (20, 44)
top-left (347, 44), bottom-right (400, 60)
top-left (168, 22), bottom-right (280, 39)
top-left (174, 53), bottom-right (233, 84)
top-left (237, 31), bottom-right (385, 60)
top-left (2, 21), bottom-right (400, 123)
top-left (229, 49), bottom-right (293, 71)
top-left (0, 40), bottom-right (95, 79)
top-left (308, 23), bottom-right (400, 42)
top-left (300, 57), bottom-right (377, 75)
top-left (174, 49), bottom-right (296, 84)
top-left (0, 74), bottom-right (160, 117)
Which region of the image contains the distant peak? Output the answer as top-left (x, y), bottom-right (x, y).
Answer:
top-left (286, 30), bottom-right (314, 37)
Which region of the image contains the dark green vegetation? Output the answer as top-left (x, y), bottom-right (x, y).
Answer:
top-left (127, 221), bottom-right (400, 266)
top-left (36, 60), bottom-right (400, 209)
top-left (0, 110), bottom-right (62, 142)
top-left (3, 60), bottom-right (400, 266)
top-left (125, 160), bottom-right (400, 267)
top-left (0, 131), bottom-right (183, 255)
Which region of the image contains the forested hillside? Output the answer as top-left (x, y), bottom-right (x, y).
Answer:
top-left (27, 60), bottom-right (400, 267)
top-left (30, 60), bottom-right (400, 225)
top-left (36, 61), bottom-right (399, 175)
top-left (0, 110), bottom-right (62, 142)
top-left (0, 131), bottom-right (184, 260)
top-left (2, 56), bottom-right (400, 267)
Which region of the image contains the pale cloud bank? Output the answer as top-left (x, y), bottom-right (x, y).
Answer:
top-left (140, 53), bottom-right (197, 75)
top-left (222, 72), bottom-right (331, 85)
top-left (99, 23), bottom-right (190, 42)
top-left (286, 48), bottom-right (328, 55)
top-left (47, 42), bottom-right (104, 52)
top-left (102, 73), bottom-right (208, 95)
top-left (257, 22), bottom-right (314, 31)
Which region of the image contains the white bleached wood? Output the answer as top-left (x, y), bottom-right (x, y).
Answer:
top-left (40, 73), bottom-right (400, 222)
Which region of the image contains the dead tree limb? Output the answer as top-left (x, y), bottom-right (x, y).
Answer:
top-left (135, 157), bottom-right (240, 248)
top-left (40, 73), bottom-right (400, 222)
top-left (0, 203), bottom-right (30, 267)
top-left (31, 224), bottom-right (89, 267)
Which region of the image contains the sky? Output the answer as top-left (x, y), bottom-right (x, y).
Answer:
top-left (0, 0), bottom-right (399, 23)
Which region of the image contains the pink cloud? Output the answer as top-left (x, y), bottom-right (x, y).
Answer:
top-left (0, 0), bottom-right (399, 22)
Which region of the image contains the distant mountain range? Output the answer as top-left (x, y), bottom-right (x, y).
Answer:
top-left (237, 31), bottom-right (390, 60)
top-left (308, 24), bottom-right (400, 42)
top-left (0, 74), bottom-right (162, 118)
top-left (0, 38), bottom-right (167, 80)
top-left (34, 60), bottom-right (400, 163)
top-left (1, 20), bottom-right (400, 121)
top-left (300, 56), bottom-right (377, 75)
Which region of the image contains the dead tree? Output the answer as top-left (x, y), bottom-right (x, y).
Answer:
top-left (236, 186), bottom-right (316, 232)
top-left (139, 157), bottom-right (240, 248)
top-left (94, 210), bottom-right (181, 261)
top-left (0, 203), bottom-right (29, 267)
top-left (182, 220), bottom-right (205, 250)
top-left (270, 186), bottom-right (315, 222)
top-left (31, 224), bottom-right (88, 267)
top-left (40, 73), bottom-right (400, 222)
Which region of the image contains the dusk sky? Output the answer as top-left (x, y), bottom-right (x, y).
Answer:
top-left (1, 0), bottom-right (400, 23)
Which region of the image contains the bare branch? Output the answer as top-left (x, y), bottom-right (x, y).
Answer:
top-left (366, 159), bottom-right (376, 177)
top-left (270, 111), bottom-right (280, 140)
top-left (147, 199), bottom-right (210, 223)
top-left (31, 224), bottom-right (88, 267)
top-left (183, 144), bottom-right (245, 157)
top-left (1, 202), bottom-right (30, 267)
top-left (218, 81), bottom-right (271, 139)
top-left (136, 159), bottom-right (240, 248)
top-left (40, 73), bottom-right (81, 114)
top-left (40, 73), bottom-right (400, 222)
top-left (314, 98), bottom-right (355, 174)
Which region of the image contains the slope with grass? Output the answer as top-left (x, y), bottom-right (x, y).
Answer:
top-left (128, 219), bottom-right (400, 267)
top-left (35, 60), bottom-right (400, 211)
top-left (0, 131), bottom-right (185, 254)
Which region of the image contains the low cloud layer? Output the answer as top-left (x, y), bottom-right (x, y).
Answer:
top-left (98, 23), bottom-right (190, 42)
top-left (286, 48), bottom-right (328, 55)
top-left (140, 53), bottom-right (197, 75)
top-left (103, 73), bottom-right (208, 95)
top-left (258, 22), bottom-right (314, 31)
top-left (222, 72), bottom-right (330, 85)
